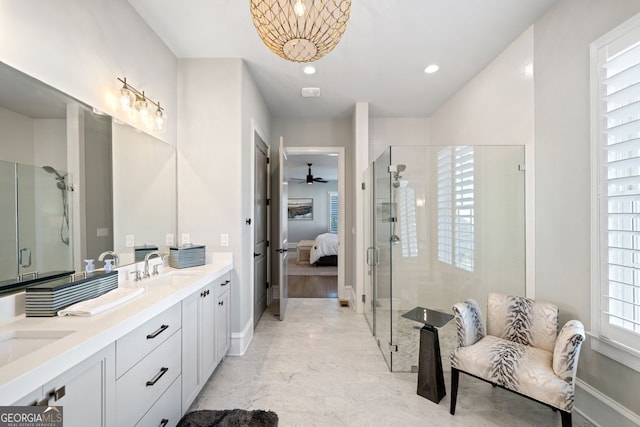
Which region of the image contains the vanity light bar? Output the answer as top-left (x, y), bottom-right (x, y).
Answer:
top-left (117, 77), bottom-right (167, 132)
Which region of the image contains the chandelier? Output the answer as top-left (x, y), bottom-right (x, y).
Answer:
top-left (249, 0), bottom-right (351, 63)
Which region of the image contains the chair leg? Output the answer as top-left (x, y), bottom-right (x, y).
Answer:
top-left (560, 410), bottom-right (571, 427)
top-left (450, 368), bottom-right (459, 415)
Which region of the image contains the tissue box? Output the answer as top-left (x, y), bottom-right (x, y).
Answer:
top-left (169, 244), bottom-right (206, 269)
top-left (134, 245), bottom-right (159, 262)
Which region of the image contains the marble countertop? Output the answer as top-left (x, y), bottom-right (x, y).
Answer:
top-left (0, 253), bottom-right (233, 403)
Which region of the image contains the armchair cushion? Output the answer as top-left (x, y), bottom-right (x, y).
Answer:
top-left (451, 335), bottom-right (576, 411)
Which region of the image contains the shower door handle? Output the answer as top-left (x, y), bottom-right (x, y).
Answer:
top-left (366, 247), bottom-right (379, 266)
top-left (19, 248), bottom-right (32, 268)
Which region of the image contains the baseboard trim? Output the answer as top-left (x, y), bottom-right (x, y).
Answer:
top-left (575, 378), bottom-right (640, 427)
top-left (228, 318), bottom-right (253, 356)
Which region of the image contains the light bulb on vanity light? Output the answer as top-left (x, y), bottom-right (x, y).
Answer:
top-left (154, 104), bottom-right (167, 133)
top-left (294, 0), bottom-right (306, 16)
top-left (135, 92), bottom-right (149, 118)
top-left (120, 83), bottom-right (134, 112)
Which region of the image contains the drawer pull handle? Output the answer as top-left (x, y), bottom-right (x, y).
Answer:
top-left (160, 419), bottom-right (169, 427)
top-left (49, 385), bottom-right (65, 401)
top-left (146, 367), bottom-right (169, 386)
top-left (219, 301), bottom-right (224, 306)
top-left (147, 324), bottom-right (169, 339)
top-left (221, 280), bottom-right (230, 286)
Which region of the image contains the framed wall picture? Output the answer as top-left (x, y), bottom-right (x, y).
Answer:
top-left (288, 198), bottom-right (313, 220)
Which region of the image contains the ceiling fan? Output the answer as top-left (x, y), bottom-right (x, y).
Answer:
top-left (292, 163), bottom-right (328, 184)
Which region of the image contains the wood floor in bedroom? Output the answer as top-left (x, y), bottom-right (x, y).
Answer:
top-left (287, 257), bottom-right (338, 298)
top-left (287, 274), bottom-right (337, 298)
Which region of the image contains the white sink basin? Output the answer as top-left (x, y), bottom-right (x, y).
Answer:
top-left (0, 330), bottom-right (74, 367)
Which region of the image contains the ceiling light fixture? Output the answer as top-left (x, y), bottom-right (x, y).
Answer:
top-left (303, 65), bottom-right (316, 75)
top-left (117, 77), bottom-right (167, 133)
top-left (424, 64), bottom-right (440, 74)
top-left (250, 0), bottom-right (352, 63)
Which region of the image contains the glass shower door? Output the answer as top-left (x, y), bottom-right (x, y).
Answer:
top-left (373, 148), bottom-right (393, 369)
top-left (17, 164), bottom-right (72, 278)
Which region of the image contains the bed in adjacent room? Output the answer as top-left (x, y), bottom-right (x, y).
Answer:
top-left (310, 233), bottom-right (339, 266)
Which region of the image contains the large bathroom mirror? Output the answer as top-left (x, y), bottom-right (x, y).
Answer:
top-left (0, 61), bottom-right (176, 284)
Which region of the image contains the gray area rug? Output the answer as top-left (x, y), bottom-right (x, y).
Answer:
top-left (177, 409), bottom-right (278, 427)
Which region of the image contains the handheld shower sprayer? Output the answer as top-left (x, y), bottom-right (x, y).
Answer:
top-left (43, 165), bottom-right (70, 245)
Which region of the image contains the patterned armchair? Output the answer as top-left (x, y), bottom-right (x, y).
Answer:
top-left (450, 293), bottom-right (585, 427)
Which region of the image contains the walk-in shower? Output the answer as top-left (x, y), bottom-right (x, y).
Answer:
top-left (364, 145), bottom-right (526, 372)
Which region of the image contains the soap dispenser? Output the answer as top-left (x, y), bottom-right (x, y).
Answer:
top-left (84, 259), bottom-right (95, 273)
top-left (104, 259), bottom-right (113, 273)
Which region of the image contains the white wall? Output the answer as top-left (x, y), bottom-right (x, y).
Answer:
top-left (178, 58), bottom-right (271, 353)
top-left (287, 180), bottom-right (338, 243)
top-left (0, 107), bottom-right (34, 164)
top-left (0, 0), bottom-right (177, 146)
top-left (533, 0), bottom-right (640, 420)
top-left (369, 117), bottom-right (429, 162)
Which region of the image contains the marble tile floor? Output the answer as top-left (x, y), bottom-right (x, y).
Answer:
top-left (190, 299), bottom-right (594, 427)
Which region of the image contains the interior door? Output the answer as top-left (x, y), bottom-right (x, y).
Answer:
top-left (277, 138), bottom-right (289, 320)
top-left (253, 133), bottom-right (269, 326)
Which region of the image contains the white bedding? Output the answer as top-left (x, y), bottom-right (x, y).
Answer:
top-left (310, 233), bottom-right (339, 265)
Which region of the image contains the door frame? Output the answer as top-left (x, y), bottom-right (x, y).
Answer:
top-left (250, 120), bottom-right (271, 327)
top-left (285, 146), bottom-right (346, 300)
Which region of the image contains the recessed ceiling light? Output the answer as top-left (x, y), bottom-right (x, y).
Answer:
top-left (424, 64), bottom-right (440, 74)
top-left (303, 65), bottom-right (316, 75)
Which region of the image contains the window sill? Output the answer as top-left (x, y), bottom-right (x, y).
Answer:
top-left (589, 332), bottom-right (640, 374)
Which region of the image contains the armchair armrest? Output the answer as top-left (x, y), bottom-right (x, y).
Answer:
top-left (452, 299), bottom-right (485, 347)
top-left (552, 320), bottom-right (585, 383)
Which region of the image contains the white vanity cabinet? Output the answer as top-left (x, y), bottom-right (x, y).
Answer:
top-left (182, 273), bottom-right (231, 411)
top-left (115, 303), bottom-right (182, 427)
top-left (13, 343), bottom-right (115, 427)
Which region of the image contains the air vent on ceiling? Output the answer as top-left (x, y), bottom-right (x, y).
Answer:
top-left (301, 87), bottom-right (321, 98)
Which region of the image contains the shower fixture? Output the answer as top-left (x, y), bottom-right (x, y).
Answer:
top-left (389, 164), bottom-right (407, 244)
top-left (43, 165), bottom-right (70, 245)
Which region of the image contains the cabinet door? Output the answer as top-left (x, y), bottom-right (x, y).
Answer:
top-left (216, 289), bottom-right (230, 364)
top-left (181, 291), bottom-right (200, 411)
top-left (200, 283), bottom-right (216, 381)
top-left (42, 343), bottom-right (115, 427)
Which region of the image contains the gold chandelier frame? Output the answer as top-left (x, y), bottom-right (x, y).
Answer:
top-left (250, 0), bottom-right (351, 63)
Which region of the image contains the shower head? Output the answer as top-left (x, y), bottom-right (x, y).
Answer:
top-left (42, 165), bottom-right (66, 180)
top-left (396, 164), bottom-right (406, 173)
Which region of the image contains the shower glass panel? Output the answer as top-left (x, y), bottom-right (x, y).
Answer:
top-left (372, 147), bottom-right (393, 369)
top-left (16, 163), bottom-right (73, 278)
top-left (367, 145), bottom-right (526, 372)
top-left (0, 161), bottom-right (18, 281)
top-left (363, 166), bottom-right (374, 333)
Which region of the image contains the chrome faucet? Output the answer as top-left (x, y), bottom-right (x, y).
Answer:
top-left (143, 251), bottom-right (165, 278)
top-left (98, 250), bottom-right (119, 267)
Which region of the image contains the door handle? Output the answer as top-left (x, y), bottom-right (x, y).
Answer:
top-left (275, 248), bottom-right (288, 253)
top-left (254, 252), bottom-right (261, 257)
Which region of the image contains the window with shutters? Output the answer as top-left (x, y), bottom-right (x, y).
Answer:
top-left (328, 192), bottom-right (338, 233)
top-left (591, 14), bottom-right (640, 369)
top-left (437, 146), bottom-right (474, 272)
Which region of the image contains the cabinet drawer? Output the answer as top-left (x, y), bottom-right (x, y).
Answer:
top-left (116, 330), bottom-right (181, 426)
top-left (214, 273), bottom-right (231, 296)
top-left (135, 375), bottom-right (182, 427)
top-left (117, 302), bottom-right (181, 378)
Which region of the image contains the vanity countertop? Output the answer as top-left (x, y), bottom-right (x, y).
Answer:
top-left (0, 253), bottom-right (233, 403)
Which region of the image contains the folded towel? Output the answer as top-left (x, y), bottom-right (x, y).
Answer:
top-left (58, 287), bottom-right (145, 317)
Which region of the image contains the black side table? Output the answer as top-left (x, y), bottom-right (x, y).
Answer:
top-left (402, 306), bottom-right (454, 404)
